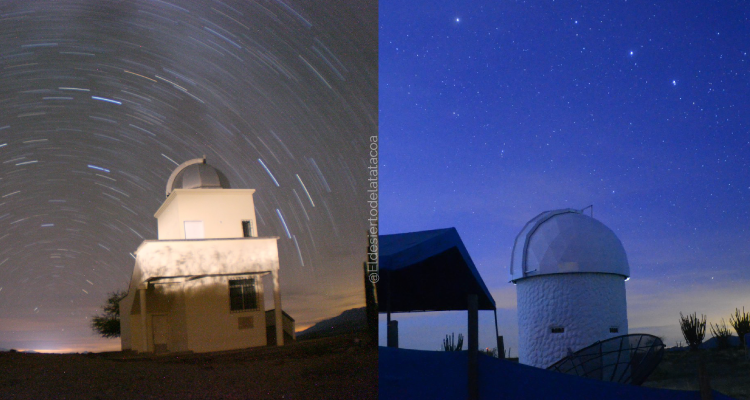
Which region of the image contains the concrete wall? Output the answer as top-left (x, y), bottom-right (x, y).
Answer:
top-left (516, 273), bottom-right (628, 368)
top-left (265, 309), bottom-right (296, 340)
top-left (155, 194), bottom-right (181, 240)
top-left (184, 276), bottom-right (266, 353)
top-left (120, 292), bottom-right (133, 350)
top-left (121, 276), bottom-right (268, 354)
top-left (121, 224), bottom-right (280, 354)
top-left (121, 284), bottom-right (188, 353)
top-left (155, 189), bottom-right (257, 240)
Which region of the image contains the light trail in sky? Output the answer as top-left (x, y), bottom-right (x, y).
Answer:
top-left (296, 174), bottom-right (315, 207)
top-left (91, 96), bottom-right (122, 105)
top-left (276, 208), bottom-right (291, 239)
top-left (258, 158), bottom-right (280, 187)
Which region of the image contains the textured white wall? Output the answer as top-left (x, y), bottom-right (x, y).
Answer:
top-left (517, 273), bottom-right (628, 368)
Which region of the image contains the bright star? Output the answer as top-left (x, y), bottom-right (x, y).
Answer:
top-left (672, 80), bottom-right (677, 86)
top-left (629, 51), bottom-right (634, 56)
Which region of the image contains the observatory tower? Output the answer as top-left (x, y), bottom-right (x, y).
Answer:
top-left (119, 157), bottom-right (291, 354)
top-left (511, 209), bottom-right (629, 368)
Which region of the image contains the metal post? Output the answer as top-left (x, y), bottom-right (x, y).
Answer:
top-left (139, 287), bottom-right (148, 352)
top-left (386, 270), bottom-right (397, 348)
top-left (494, 308), bottom-right (504, 359)
top-left (272, 270), bottom-right (284, 346)
top-left (468, 294), bottom-right (478, 400)
top-left (387, 320), bottom-right (399, 348)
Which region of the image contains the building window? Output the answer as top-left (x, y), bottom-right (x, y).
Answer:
top-left (242, 220), bottom-right (253, 237)
top-left (610, 327), bottom-right (619, 333)
top-left (551, 326), bottom-right (564, 333)
top-left (229, 279), bottom-right (258, 311)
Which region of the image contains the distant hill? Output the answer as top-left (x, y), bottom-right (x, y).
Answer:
top-left (296, 307), bottom-right (367, 340)
top-left (667, 336), bottom-right (741, 351)
top-left (700, 335), bottom-right (741, 349)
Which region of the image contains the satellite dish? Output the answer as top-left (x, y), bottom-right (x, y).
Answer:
top-left (546, 334), bottom-right (665, 386)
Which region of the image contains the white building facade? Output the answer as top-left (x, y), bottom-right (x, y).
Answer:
top-left (511, 209), bottom-right (630, 368)
top-left (120, 157), bottom-right (291, 354)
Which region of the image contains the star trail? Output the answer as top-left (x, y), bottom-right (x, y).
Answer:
top-left (0, 0), bottom-right (376, 353)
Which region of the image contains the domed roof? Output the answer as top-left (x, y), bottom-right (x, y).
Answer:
top-left (165, 157), bottom-right (231, 197)
top-left (510, 209), bottom-right (629, 282)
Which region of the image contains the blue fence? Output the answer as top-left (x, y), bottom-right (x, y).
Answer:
top-left (379, 347), bottom-right (736, 400)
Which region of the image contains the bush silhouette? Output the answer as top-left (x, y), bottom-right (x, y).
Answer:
top-left (442, 333), bottom-right (464, 351)
top-left (91, 290), bottom-right (127, 338)
top-left (679, 312), bottom-right (706, 350)
top-left (729, 307), bottom-right (750, 348)
top-left (709, 319), bottom-right (732, 349)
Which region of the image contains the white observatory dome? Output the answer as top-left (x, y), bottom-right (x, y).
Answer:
top-left (512, 208), bottom-right (630, 368)
top-left (165, 157), bottom-right (231, 197)
top-left (510, 209), bottom-right (629, 282)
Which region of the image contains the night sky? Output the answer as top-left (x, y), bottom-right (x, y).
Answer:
top-left (379, 1), bottom-right (750, 355)
top-left (0, 0), bottom-right (376, 353)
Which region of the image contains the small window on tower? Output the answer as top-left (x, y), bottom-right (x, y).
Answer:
top-left (551, 326), bottom-right (564, 333)
top-left (610, 327), bottom-right (619, 333)
top-left (242, 220), bottom-right (252, 237)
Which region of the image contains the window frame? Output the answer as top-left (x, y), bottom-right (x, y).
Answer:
top-left (242, 220), bottom-right (253, 237)
top-left (228, 278), bottom-right (260, 313)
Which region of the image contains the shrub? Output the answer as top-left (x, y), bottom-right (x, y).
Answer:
top-left (442, 333), bottom-right (464, 351)
top-left (679, 312), bottom-right (706, 350)
top-left (729, 307), bottom-right (750, 348)
top-left (482, 347), bottom-right (498, 358)
top-left (709, 319), bottom-right (732, 349)
top-left (91, 290), bottom-right (127, 338)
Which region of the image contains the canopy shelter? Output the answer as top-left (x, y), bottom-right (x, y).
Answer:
top-left (378, 228), bottom-right (495, 313)
top-left (377, 227), bottom-right (499, 400)
top-left (377, 228), bottom-right (495, 313)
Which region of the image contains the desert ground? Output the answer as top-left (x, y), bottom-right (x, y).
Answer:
top-left (643, 347), bottom-right (750, 399)
top-left (0, 332), bottom-right (377, 400)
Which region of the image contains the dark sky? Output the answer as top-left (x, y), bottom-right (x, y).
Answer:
top-left (0, 0), bottom-right (376, 353)
top-left (379, 0), bottom-right (750, 355)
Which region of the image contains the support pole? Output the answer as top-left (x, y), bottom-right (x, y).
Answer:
top-left (272, 270), bottom-right (283, 346)
top-left (386, 270), bottom-right (398, 348)
top-left (139, 287), bottom-right (148, 353)
top-left (468, 294), bottom-right (478, 400)
top-left (494, 308), bottom-right (505, 359)
top-left (387, 320), bottom-right (399, 348)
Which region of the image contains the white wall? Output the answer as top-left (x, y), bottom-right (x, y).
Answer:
top-left (184, 276), bottom-right (267, 353)
top-left (516, 273), bottom-right (628, 368)
top-left (121, 238), bottom-right (281, 353)
top-left (155, 189), bottom-right (257, 240)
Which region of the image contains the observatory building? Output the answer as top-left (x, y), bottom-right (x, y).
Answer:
top-left (511, 209), bottom-right (629, 368)
top-left (119, 157), bottom-right (294, 354)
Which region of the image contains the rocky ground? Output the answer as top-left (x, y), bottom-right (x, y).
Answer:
top-left (0, 332), bottom-right (377, 400)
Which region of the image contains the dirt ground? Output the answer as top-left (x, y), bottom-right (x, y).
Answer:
top-left (643, 347), bottom-right (750, 399)
top-left (0, 333), bottom-right (377, 400)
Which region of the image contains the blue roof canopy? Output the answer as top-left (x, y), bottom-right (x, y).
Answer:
top-left (378, 228), bottom-right (495, 312)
